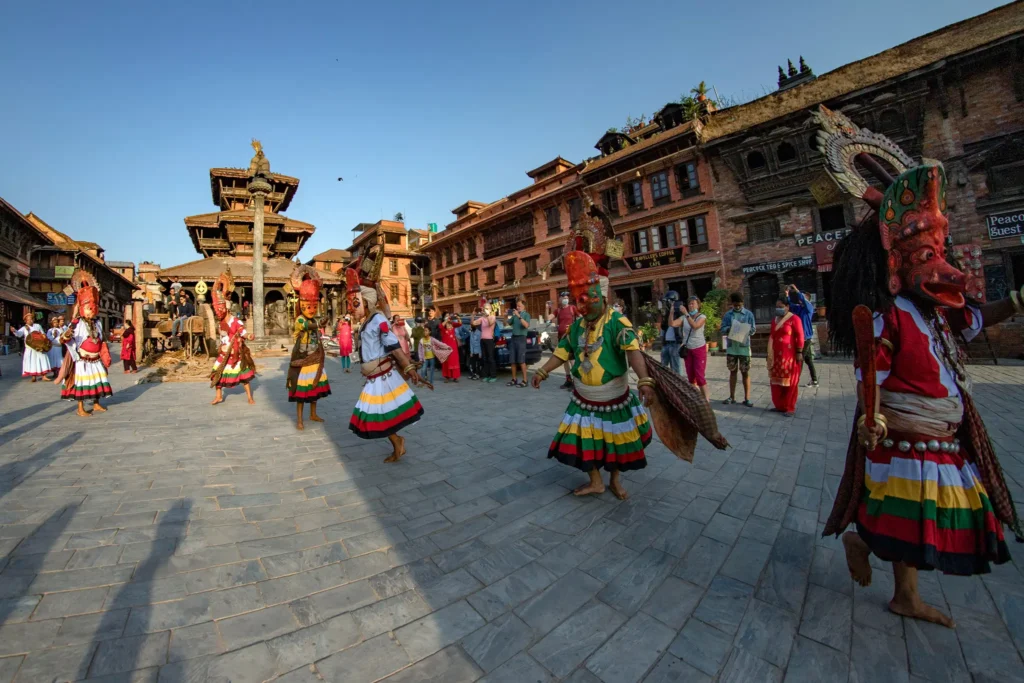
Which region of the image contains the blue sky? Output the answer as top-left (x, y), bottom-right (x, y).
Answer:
top-left (0, 0), bottom-right (1005, 268)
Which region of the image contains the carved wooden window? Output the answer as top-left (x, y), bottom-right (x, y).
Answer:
top-left (777, 142), bottom-right (797, 165)
top-left (457, 272), bottom-right (466, 291)
top-left (650, 172), bottom-right (670, 205)
top-left (746, 151), bottom-right (766, 171)
top-left (675, 162), bottom-right (700, 197)
top-left (681, 216), bottom-right (708, 253)
top-left (447, 275), bottom-right (454, 293)
top-left (879, 110), bottom-right (902, 135)
top-left (631, 230), bottom-right (650, 254)
top-left (548, 246), bottom-right (564, 273)
top-left (389, 259), bottom-right (398, 275)
top-left (390, 283), bottom-right (399, 301)
top-left (545, 206), bottom-right (561, 234)
top-left (568, 198), bottom-right (582, 226)
top-left (469, 269), bottom-right (479, 289)
top-left (657, 223), bottom-right (679, 249)
top-left (467, 238), bottom-right (477, 259)
top-left (602, 188), bottom-right (619, 214)
top-left (747, 219), bottom-right (779, 244)
top-left (484, 266), bottom-right (497, 285)
top-left (482, 214), bottom-right (535, 260)
top-left (624, 181), bottom-right (644, 210)
top-left (502, 260), bottom-right (516, 283)
top-left (989, 161), bottom-right (1024, 197)
top-left (523, 257), bottom-right (539, 278)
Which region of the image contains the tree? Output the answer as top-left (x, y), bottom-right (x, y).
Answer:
top-left (393, 212), bottom-right (404, 222)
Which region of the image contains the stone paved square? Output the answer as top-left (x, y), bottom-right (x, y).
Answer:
top-left (0, 351), bottom-right (1023, 681)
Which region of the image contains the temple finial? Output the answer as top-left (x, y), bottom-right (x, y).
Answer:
top-left (787, 59), bottom-right (798, 77)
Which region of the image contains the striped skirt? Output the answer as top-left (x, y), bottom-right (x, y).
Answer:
top-left (548, 390), bottom-right (652, 472)
top-left (213, 358), bottom-right (254, 388)
top-left (857, 433), bottom-right (1010, 575)
top-left (61, 360), bottom-right (112, 401)
top-left (349, 369), bottom-right (423, 439)
top-left (288, 364), bottom-right (330, 403)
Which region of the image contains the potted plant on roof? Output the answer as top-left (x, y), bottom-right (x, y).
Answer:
top-left (692, 81), bottom-right (708, 103)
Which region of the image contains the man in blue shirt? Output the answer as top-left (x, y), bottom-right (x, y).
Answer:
top-left (786, 284), bottom-right (819, 387)
top-left (720, 291), bottom-right (756, 406)
top-left (660, 291), bottom-right (682, 374)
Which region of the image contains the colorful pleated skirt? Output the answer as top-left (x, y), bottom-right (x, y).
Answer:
top-left (288, 364), bottom-right (330, 403)
top-left (548, 390), bottom-right (651, 472)
top-left (214, 358), bottom-right (255, 388)
top-left (22, 348), bottom-right (52, 377)
top-left (857, 432), bottom-right (1010, 575)
top-left (349, 369), bottom-right (423, 439)
top-left (62, 359), bottom-right (112, 401)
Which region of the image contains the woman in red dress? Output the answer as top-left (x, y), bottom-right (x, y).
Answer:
top-left (440, 313), bottom-right (461, 383)
top-left (121, 319), bottom-right (138, 373)
top-left (336, 315), bottom-right (353, 373)
top-left (767, 297), bottom-right (803, 415)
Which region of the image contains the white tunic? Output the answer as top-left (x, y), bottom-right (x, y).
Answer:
top-left (15, 324), bottom-right (52, 376)
top-left (359, 312), bottom-right (400, 363)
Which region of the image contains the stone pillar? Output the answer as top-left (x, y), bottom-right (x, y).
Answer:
top-left (247, 175), bottom-right (272, 339)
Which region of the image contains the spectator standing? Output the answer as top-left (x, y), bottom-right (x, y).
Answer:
top-left (660, 291), bottom-right (683, 374)
top-left (507, 300), bottom-right (531, 387)
top-left (721, 291), bottom-right (755, 407)
top-left (472, 305), bottom-right (497, 383)
top-left (121, 319), bottom-right (138, 374)
top-left (786, 284), bottom-right (819, 387)
top-left (417, 328), bottom-right (436, 385)
top-left (392, 315), bottom-right (411, 357)
top-left (468, 310), bottom-right (482, 379)
top-left (441, 313), bottom-right (462, 383)
top-left (551, 293), bottom-right (578, 390)
top-left (671, 295), bottom-right (709, 401)
top-left (410, 317), bottom-right (425, 363)
top-left (425, 308), bottom-right (441, 341)
top-left (767, 297), bottom-right (804, 415)
top-left (337, 315), bottom-right (353, 373)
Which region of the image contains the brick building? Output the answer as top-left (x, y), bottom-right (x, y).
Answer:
top-left (580, 105), bottom-right (724, 315)
top-left (422, 157), bottom-right (586, 320)
top-left (305, 248), bottom-right (351, 275)
top-left (346, 220), bottom-right (420, 319)
top-left (700, 3), bottom-right (1024, 340)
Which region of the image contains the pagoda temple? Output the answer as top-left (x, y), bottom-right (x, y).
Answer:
top-left (159, 162), bottom-right (343, 332)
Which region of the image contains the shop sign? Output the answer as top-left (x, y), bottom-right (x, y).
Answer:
top-left (741, 255), bottom-right (814, 275)
top-left (15, 262), bottom-right (30, 277)
top-left (624, 248), bottom-right (685, 271)
top-left (66, 294), bottom-right (76, 305)
top-left (986, 210), bottom-right (1024, 240)
top-left (54, 265), bottom-right (75, 279)
top-left (46, 293), bottom-right (67, 305)
top-left (794, 228), bottom-right (852, 247)
top-left (814, 241), bottom-right (839, 272)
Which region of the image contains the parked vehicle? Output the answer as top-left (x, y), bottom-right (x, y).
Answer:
top-left (108, 323), bottom-right (125, 343)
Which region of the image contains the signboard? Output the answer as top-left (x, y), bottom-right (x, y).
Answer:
top-left (741, 255), bottom-right (814, 275)
top-left (986, 210), bottom-right (1024, 240)
top-left (428, 223), bottom-right (439, 233)
top-left (46, 293), bottom-right (68, 305)
top-left (814, 241), bottom-right (839, 273)
top-left (54, 265), bottom-right (75, 279)
top-left (809, 172), bottom-right (844, 207)
top-left (15, 262), bottom-right (30, 277)
top-left (794, 228), bottom-right (852, 247)
top-left (66, 294), bottom-right (76, 305)
top-left (624, 248), bottom-right (685, 271)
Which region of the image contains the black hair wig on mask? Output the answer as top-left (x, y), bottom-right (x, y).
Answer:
top-left (828, 211), bottom-right (895, 357)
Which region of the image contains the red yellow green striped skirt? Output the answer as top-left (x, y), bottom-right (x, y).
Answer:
top-left (857, 432), bottom-right (1011, 575)
top-left (213, 354), bottom-right (255, 388)
top-left (349, 368), bottom-right (423, 439)
top-left (61, 359), bottom-right (113, 401)
top-left (548, 390), bottom-right (651, 472)
top-left (288, 364), bottom-right (331, 403)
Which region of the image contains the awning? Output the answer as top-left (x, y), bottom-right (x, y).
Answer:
top-left (0, 285), bottom-right (58, 311)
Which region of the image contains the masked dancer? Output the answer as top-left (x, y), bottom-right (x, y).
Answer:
top-left (532, 194), bottom-right (728, 499)
top-left (59, 270), bottom-right (112, 416)
top-left (210, 269), bottom-right (256, 405)
top-left (346, 238), bottom-right (425, 462)
top-left (287, 266), bottom-right (331, 429)
top-left (816, 106), bottom-right (1021, 628)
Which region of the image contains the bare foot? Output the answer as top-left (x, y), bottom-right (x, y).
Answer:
top-left (92, 404), bottom-right (107, 413)
top-left (296, 421), bottom-right (304, 431)
top-left (247, 397), bottom-right (256, 405)
top-left (76, 408), bottom-right (92, 417)
top-left (889, 595), bottom-right (956, 628)
top-left (211, 398), bottom-right (224, 405)
top-left (573, 482), bottom-right (606, 496)
top-left (608, 481), bottom-right (630, 500)
top-left (384, 440), bottom-right (406, 463)
top-left (843, 531), bottom-right (873, 587)
top-left (309, 415), bottom-right (324, 423)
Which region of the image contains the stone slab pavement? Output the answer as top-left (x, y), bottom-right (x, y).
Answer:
top-left (0, 348), bottom-right (1023, 682)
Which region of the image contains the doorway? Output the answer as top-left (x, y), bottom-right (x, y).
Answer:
top-left (749, 274), bottom-right (779, 323)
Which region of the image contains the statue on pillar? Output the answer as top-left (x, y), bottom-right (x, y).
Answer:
top-left (248, 139), bottom-right (271, 178)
